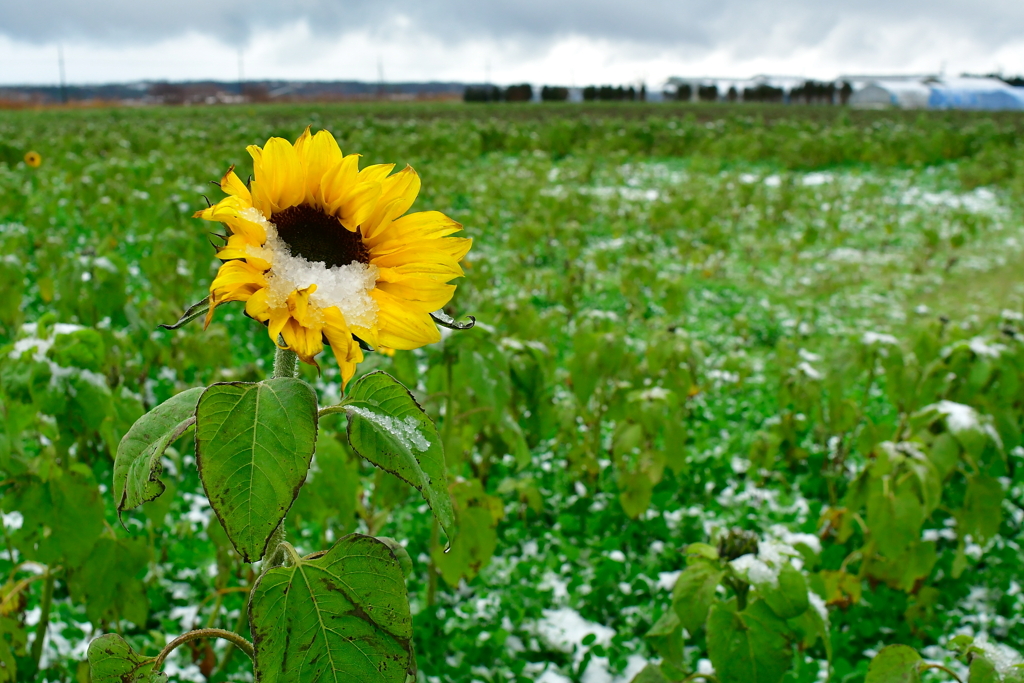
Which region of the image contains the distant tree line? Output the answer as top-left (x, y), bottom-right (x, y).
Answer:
top-left (664, 80), bottom-right (854, 104)
top-left (963, 73), bottom-right (1024, 87)
top-left (464, 83), bottom-right (648, 103)
top-left (464, 85), bottom-right (531, 103)
top-left (582, 85), bottom-right (645, 101)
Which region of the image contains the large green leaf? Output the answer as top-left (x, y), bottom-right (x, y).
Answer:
top-left (289, 435), bottom-right (360, 535)
top-left (962, 474), bottom-right (1003, 543)
top-left (68, 536), bottom-right (151, 626)
top-left (431, 478), bottom-right (502, 585)
top-left (867, 480), bottom-right (926, 559)
top-left (630, 664), bottom-right (670, 683)
top-left (761, 564), bottom-right (809, 620)
top-left (706, 598), bottom-right (791, 683)
top-left (671, 562), bottom-right (725, 633)
top-left (195, 379), bottom-right (318, 562)
top-left (87, 633), bottom-right (166, 683)
top-left (3, 468), bottom-right (104, 569)
top-left (645, 610), bottom-right (686, 678)
top-left (865, 644), bottom-right (922, 683)
top-left (340, 371), bottom-right (454, 541)
top-left (249, 534), bottom-right (414, 683)
top-left (114, 387), bottom-right (204, 514)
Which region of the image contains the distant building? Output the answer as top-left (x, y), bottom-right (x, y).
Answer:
top-left (848, 81), bottom-right (932, 109)
top-left (928, 77), bottom-right (1024, 110)
top-left (847, 75), bottom-right (1024, 110)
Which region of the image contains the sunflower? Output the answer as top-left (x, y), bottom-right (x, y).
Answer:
top-left (195, 127), bottom-right (471, 385)
top-left (24, 151), bottom-right (42, 168)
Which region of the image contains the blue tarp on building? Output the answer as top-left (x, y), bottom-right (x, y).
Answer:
top-left (927, 78), bottom-right (1024, 110)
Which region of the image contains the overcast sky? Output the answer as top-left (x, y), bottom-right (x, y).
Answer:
top-left (1, 0), bottom-right (1022, 86)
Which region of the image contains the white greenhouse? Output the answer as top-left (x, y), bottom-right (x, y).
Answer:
top-left (849, 76), bottom-right (1024, 111)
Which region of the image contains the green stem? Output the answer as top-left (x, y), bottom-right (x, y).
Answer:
top-left (30, 570), bottom-right (54, 670)
top-left (317, 404), bottom-right (349, 419)
top-left (153, 628), bottom-right (254, 671)
top-left (213, 610), bottom-right (250, 679)
top-left (919, 664), bottom-right (964, 683)
top-left (682, 674), bottom-right (719, 683)
top-left (280, 542), bottom-right (303, 567)
top-left (261, 525), bottom-right (288, 575)
top-left (273, 346), bottom-right (298, 379)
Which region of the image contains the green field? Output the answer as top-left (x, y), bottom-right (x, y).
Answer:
top-left (1, 102), bottom-right (1023, 683)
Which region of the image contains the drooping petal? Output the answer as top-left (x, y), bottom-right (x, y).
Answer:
top-left (281, 318), bottom-right (324, 366)
top-left (244, 287), bottom-right (272, 322)
top-left (287, 284), bottom-right (317, 327)
top-left (322, 306), bottom-right (365, 387)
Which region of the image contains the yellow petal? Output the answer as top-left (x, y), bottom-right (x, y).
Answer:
top-left (198, 196), bottom-right (267, 245)
top-left (219, 166), bottom-right (252, 205)
top-left (371, 289), bottom-right (441, 350)
top-left (206, 262), bottom-right (268, 327)
top-left (286, 284), bottom-right (317, 327)
top-left (249, 179), bottom-right (272, 217)
top-left (253, 137), bottom-right (305, 213)
top-left (338, 181), bottom-right (383, 231)
top-left (210, 260), bottom-right (267, 297)
top-left (371, 248), bottom-right (465, 280)
top-left (322, 307), bottom-right (365, 387)
top-left (281, 318), bottom-right (324, 366)
top-left (377, 280), bottom-right (456, 311)
top-left (351, 324), bottom-right (379, 349)
top-left (319, 154), bottom-right (361, 213)
top-left (215, 234), bottom-right (259, 261)
top-left (293, 126), bottom-right (312, 156)
top-left (301, 130), bottom-right (344, 206)
top-left (362, 166), bottom-right (420, 237)
top-left (360, 196), bottom-right (408, 241)
top-left (266, 304), bottom-right (291, 347)
top-left (244, 287), bottom-right (272, 322)
top-left (358, 163), bottom-right (396, 185)
top-left (365, 210), bottom-right (463, 248)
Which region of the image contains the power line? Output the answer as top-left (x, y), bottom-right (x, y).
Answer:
top-left (58, 44), bottom-right (67, 104)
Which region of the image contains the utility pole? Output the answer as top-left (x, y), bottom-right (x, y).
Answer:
top-left (58, 44), bottom-right (67, 104)
top-left (377, 56), bottom-right (385, 99)
top-left (238, 48), bottom-right (244, 99)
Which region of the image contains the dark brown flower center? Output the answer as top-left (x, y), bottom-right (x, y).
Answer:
top-left (271, 204), bottom-right (369, 268)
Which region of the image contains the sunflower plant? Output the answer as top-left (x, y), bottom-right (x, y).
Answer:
top-left (87, 128), bottom-right (472, 682)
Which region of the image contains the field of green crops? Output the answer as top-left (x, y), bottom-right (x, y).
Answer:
top-left (1, 102), bottom-right (1024, 683)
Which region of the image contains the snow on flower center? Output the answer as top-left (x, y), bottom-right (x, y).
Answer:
top-left (240, 206), bottom-right (379, 329)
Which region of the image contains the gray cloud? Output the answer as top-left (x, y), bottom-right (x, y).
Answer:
top-left (2, 0), bottom-right (1023, 65)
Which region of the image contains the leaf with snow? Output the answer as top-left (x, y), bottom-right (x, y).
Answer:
top-left (339, 371), bottom-right (454, 542)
